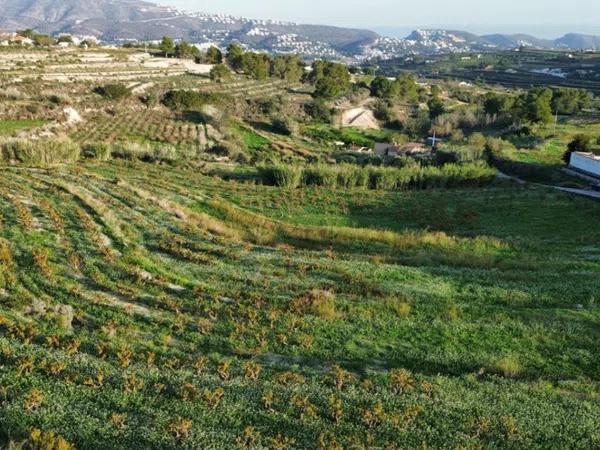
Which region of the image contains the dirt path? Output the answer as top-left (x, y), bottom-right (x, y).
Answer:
top-left (498, 171), bottom-right (600, 200)
top-left (553, 187), bottom-right (600, 199)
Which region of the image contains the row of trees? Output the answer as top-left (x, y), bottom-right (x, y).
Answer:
top-left (225, 43), bottom-right (305, 83)
top-left (483, 87), bottom-right (592, 125)
top-left (370, 74), bottom-right (420, 102)
top-left (155, 37), bottom-right (351, 99)
top-left (14, 29), bottom-right (89, 47)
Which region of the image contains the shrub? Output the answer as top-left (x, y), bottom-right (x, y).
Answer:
top-left (111, 142), bottom-right (177, 163)
top-left (467, 132), bottom-right (487, 150)
top-left (82, 143), bottom-right (111, 161)
top-left (94, 84), bottom-right (131, 100)
top-left (303, 165), bottom-right (338, 188)
top-left (0, 87), bottom-right (25, 100)
top-left (210, 64), bottom-right (232, 83)
top-left (305, 100), bottom-right (332, 123)
top-left (307, 289), bottom-right (337, 320)
top-left (564, 135), bottom-right (591, 164)
top-left (258, 162), bottom-right (496, 191)
top-left (450, 129), bottom-right (465, 144)
top-left (386, 298), bottom-right (412, 318)
top-left (271, 116), bottom-right (299, 136)
top-left (163, 90), bottom-right (227, 111)
top-left (258, 164), bottom-right (303, 188)
top-left (47, 93), bottom-right (71, 105)
top-left (0, 137), bottom-right (80, 165)
top-left (20, 428), bottom-right (74, 450)
top-left (494, 355), bottom-right (521, 378)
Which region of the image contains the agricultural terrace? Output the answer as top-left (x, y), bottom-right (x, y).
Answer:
top-left (0, 46), bottom-right (598, 449)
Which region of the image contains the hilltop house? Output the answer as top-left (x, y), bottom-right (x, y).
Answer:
top-left (569, 151), bottom-right (600, 178)
top-left (10, 35), bottom-right (33, 46)
top-left (374, 142), bottom-right (429, 158)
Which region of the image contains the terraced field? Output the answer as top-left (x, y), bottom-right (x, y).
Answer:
top-left (0, 161), bottom-right (599, 449)
top-left (70, 110), bottom-right (205, 147)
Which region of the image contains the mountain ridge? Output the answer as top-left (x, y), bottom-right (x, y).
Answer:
top-left (0, 0), bottom-right (599, 60)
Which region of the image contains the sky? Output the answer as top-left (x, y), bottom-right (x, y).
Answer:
top-left (162, 0), bottom-right (600, 37)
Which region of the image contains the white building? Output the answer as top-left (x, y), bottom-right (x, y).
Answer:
top-left (570, 152), bottom-right (600, 178)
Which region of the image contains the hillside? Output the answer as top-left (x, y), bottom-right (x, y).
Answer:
top-left (0, 43), bottom-right (599, 449)
top-left (0, 160), bottom-right (598, 449)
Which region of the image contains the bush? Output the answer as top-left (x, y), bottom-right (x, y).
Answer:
top-left (305, 100), bottom-right (332, 123)
top-left (163, 90), bottom-right (227, 111)
top-left (0, 137), bottom-right (80, 165)
top-left (306, 289), bottom-right (337, 320)
top-left (258, 164), bottom-right (303, 188)
top-left (111, 142), bottom-right (177, 163)
top-left (467, 132), bottom-right (487, 150)
top-left (450, 129), bottom-right (465, 144)
top-left (210, 64), bottom-right (232, 83)
top-left (82, 143), bottom-right (111, 161)
top-left (494, 355), bottom-right (521, 378)
top-left (0, 87), bottom-right (25, 100)
top-left (271, 116), bottom-right (299, 136)
top-left (564, 135), bottom-right (591, 164)
top-left (258, 162), bottom-right (497, 191)
top-left (94, 84), bottom-right (131, 100)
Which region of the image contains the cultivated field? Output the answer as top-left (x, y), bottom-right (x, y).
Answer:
top-left (0, 47), bottom-right (599, 449)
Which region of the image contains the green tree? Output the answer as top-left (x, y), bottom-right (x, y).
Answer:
top-left (242, 52), bottom-right (271, 80)
top-left (396, 74), bottom-right (419, 102)
top-left (159, 36), bottom-right (175, 57)
top-left (552, 88), bottom-right (591, 115)
top-left (515, 88), bottom-right (553, 124)
top-left (270, 56), bottom-right (303, 83)
top-left (483, 93), bottom-right (514, 117)
top-left (16, 29), bottom-right (35, 39)
top-left (205, 46), bottom-right (223, 64)
top-left (310, 61), bottom-right (351, 99)
top-left (226, 43), bottom-right (244, 71)
top-left (33, 34), bottom-right (55, 47)
top-left (210, 64), bottom-right (232, 83)
top-left (428, 95), bottom-right (445, 119)
top-left (57, 35), bottom-right (73, 44)
top-left (564, 135), bottom-right (591, 164)
top-left (370, 76), bottom-right (399, 99)
top-left (175, 41), bottom-right (200, 59)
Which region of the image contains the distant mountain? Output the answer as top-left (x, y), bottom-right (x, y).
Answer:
top-left (0, 0), bottom-right (377, 59)
top-left (482, 34), bottom-right (553, 49)
top-left (554, 33), bottom-right (600, 50)
top-left (0, 0), bottom-right (599, 60)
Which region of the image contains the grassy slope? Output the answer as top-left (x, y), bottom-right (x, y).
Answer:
top-left (0, 161), bottom-right (598, 449)
top-left (0, 120), bottom-right (47, 136)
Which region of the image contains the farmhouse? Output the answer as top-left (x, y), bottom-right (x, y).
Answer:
top-left (374, 142), bottom-right (429, 157)
top-left (10, 35), bottom-right (33, 45)
top-left (569, 151), bottom-right (600, 178)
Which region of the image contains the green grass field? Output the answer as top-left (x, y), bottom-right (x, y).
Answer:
top-left (0, 161), bottom-right (598, 449)
top-left (0, 120), bottom-right (47, 136)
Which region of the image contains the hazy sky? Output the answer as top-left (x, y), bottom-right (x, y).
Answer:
top-left (162, 0), bottom-right (600, 36)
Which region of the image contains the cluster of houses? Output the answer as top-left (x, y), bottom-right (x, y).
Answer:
top-left (0, 32), bottom-right (34, 46)
top-left (0, 32), bottom-right (96, 48)
top-left (337, 141), bottom-right (432, 158)
top-left (374, 142), bottom-right (431, 158)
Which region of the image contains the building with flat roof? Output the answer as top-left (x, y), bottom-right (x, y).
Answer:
top-left (570, 151), bottom-right (600, 179)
